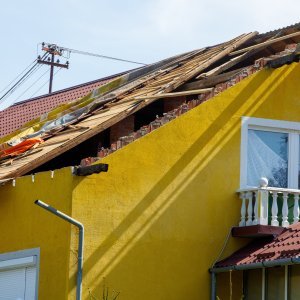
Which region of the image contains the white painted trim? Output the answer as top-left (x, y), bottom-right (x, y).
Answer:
top-left (240, 117), bottom-right (249, 188)
top-left (240, 117), bottom-right (300, 189)
top-left (242, 117), bottom-right (300, 132)
top-left (0, 256), bottom-right (36, 271)
top-left (289, 133), bottom-right (299, 189)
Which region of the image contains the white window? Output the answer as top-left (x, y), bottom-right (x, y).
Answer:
top-left (0, 248), bottom-right (39, 300)
top-left (240, 117), bottom-right (300, 189)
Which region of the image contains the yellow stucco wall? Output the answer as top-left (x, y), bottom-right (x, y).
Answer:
top-left (69, 63), bottom-right (300, 299)
top-left (0, 168), bottom-right (73, 299)
top-left (1, 63), bottom-right (300, 300)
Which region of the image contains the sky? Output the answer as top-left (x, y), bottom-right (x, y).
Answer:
top-left (0, 0), bottom-right (299, 110)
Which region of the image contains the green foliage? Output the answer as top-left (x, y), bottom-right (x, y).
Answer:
top-left (89, 279), bottom-right (120, 300)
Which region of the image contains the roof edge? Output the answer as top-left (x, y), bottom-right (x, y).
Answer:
top-left (11, 69), bottom-right (132, 107)
top-left (211, 257), bottom-right (300, 273)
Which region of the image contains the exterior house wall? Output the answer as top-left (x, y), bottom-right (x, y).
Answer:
top-left (0, 168), bottom-right (73, 299)
top-left (69, 63), bottom-right (300, 299)
top-left (0, 63), bottom-right (300, 299)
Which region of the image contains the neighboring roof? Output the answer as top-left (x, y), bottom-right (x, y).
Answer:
top-left (215, 222), bottom-right (300, 268)
top-left (0, 72), bottom-right (126, 137)
top-left (1, 23), bottom-right (300, 181)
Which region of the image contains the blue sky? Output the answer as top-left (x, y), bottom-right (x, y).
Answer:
top-left (0, 0), bottom-right (299, 109)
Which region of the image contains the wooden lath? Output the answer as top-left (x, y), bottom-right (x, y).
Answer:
top-left (0, 32), bottom-right (259, 179)
top-left (229, 30), bottom-right (300, 56)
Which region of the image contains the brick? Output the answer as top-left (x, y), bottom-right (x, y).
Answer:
top-left (163, 96), bottom-right (186, 112)
top-left (110, 114), bottom-right (135, 143)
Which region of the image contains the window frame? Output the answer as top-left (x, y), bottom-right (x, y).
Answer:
top-left (240, 117), bottom-right (300, 189)
top-left (0, 248), bottom-right (40, 300)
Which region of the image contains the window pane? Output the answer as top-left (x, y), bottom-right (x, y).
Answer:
top-left (247, 130), bottom-right (288, 187)
top-left (266, 267), bottom-right (285, 300)
top-left (290, 265), bottom-right (300, 300)
top-left (246, 269), bottom-right (262, 300)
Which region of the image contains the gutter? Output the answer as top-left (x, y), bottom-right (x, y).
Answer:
top-left (35, 200), bottom-right (84, 300)
top-left (209, 257), bottom-right (300, 300)
top-left (210, 257), bottom-right (300, 273)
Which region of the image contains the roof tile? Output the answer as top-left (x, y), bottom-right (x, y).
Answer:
top-left (215, 222), bottom-right (300, 268)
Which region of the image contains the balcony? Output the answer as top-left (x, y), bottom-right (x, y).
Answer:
top-left (234, 178), bottom-right (300, 237)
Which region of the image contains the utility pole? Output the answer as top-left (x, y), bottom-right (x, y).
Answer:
top-left (37, 43), bottom-right (69, 94)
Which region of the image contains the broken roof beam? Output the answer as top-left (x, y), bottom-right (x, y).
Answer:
top-left (229, 30), bottom-right (300, 56)
top-left (197, 33), bottom-right (287, 79)
top-left (179, 68), bottom-right (244, 91)
top-left (163, 31), bottom-right (259, 92)
top-left (134, 88), bottom-right (213, 100)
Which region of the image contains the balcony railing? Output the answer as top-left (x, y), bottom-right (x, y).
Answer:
top-left (237, 178), bottom-right (300, 227)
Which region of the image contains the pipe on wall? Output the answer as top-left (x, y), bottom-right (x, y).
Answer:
top-left (35, 200), bottom-right (84, 300)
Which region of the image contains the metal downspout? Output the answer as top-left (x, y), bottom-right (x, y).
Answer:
top-left (35, 200), bottom-right (84, 300)
top-left (210, 271), bottom-right (217, 300)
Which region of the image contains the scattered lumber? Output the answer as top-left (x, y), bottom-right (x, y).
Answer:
top-left (229, 30), bottom-right (300, 56)
top-left (179, 68), bottom-right (244, 91)
top-left (134, 88), bottom-right (213, 100)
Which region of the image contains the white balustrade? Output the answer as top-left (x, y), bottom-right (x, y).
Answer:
top-left (237, 179), bottom-right (300, 228)
top-left (282, 192), bottom-right (289, 227)
top-left (252, 191), bottom-right (258, 225)
top-left (246, 192), bottom-right (253, 226)
top-left (294, 194), bottom-right (299, 224)
top-left (239, 193), bottom-right (246, 227)
top-left (271, 192), bottom-right (279, 226)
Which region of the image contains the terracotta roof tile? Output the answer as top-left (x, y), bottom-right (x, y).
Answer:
top-left (0, 73), bottom-right (125, 137)
top-left (215, 222), bottom-right (300, 268)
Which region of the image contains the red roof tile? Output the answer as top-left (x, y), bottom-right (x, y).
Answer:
top-left (215, 222), bottom-right (300, 268)
top-left (0, 72), bottom-right (125, 137)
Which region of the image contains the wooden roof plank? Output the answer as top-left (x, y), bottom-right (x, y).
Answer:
top-left (229, 30), bottom-right (300, 56)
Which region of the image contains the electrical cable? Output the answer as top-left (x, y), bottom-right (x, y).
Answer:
top-left (66, 47), bottom-right (147, 65)
top-left (0, 63), bottom-right (39, 103)
top-left (0, 59), bottom-right (37, 95)
top-left (41, 43), bottom-right (147, 66)
top-left (13, 67), bottom-right (50, 103)
top-left (0, 52), bottom-right (48, 95)
top-left (0, 53), bottom-right (49, 105)
top-left (0, 63), bottom-right (41, 104)
top-left (29, 67), bottom-right (62, 99)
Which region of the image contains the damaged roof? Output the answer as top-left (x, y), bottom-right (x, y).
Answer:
top-left (0, 23), bottom-right (300, 181)
top-left (0, 72), bottom-right (127, 137)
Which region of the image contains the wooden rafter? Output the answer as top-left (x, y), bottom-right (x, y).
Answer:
top-left (229, 30), bottom-right (300, 56)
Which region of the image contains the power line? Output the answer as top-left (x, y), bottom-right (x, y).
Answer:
top-left (13, 67), bottom-right (50, 104)
top-left (0, 53), bottom-right (49, 105)
top-left (0, 63), bottom-right (41, 105)
top-left (29, 67), bottom-right (62, 99)
top-left (41, 43), bottom-right (147, 66)
top-left (0, 64), bottom-right (39, 103)
top-left (66, 47), bottom-right (147, 65)
top-left (0, 58), bottom-right (37, 94)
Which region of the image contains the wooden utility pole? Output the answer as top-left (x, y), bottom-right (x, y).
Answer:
top-left (37, 43), bottom-right (69, 93)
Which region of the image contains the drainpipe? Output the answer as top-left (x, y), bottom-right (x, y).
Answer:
top-left (210, 271), bottom-right (217, 300)
top-left (35, 200), bottom-right (84, 300)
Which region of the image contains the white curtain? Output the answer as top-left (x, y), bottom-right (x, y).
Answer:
top-left (247, 130), bottom-right (288, 187)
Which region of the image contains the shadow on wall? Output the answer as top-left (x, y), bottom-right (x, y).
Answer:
top-left (69, 65), bottom-right (295, 299)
